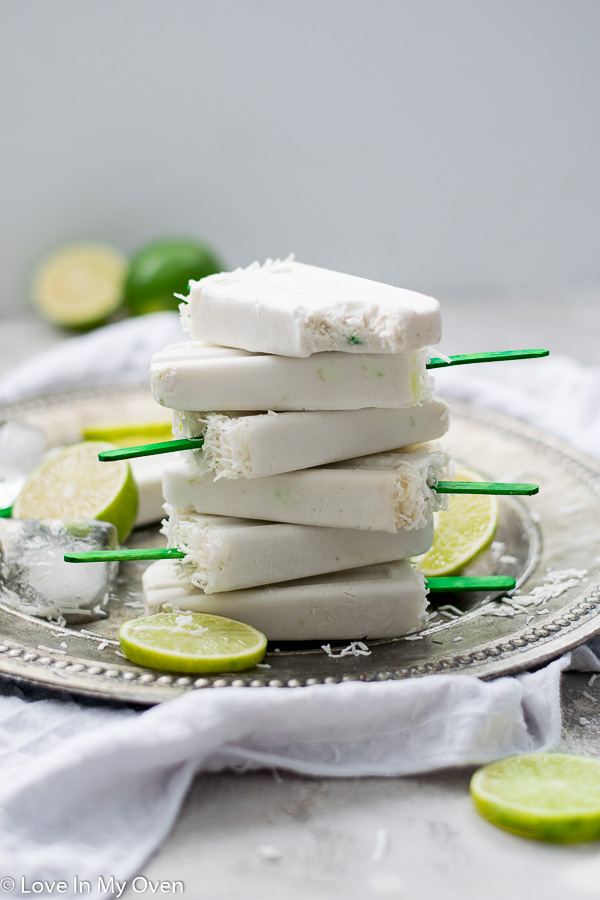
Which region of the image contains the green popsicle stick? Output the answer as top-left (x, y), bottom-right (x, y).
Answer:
top-left (427, 348), bottom-right (549, 369)
top-left (98, 437), bottom-right (204, 462)
top-left (63, 548), bottom-right (516, 597)
top-left (64, 547), bottom-right (186, 563)
top-left (426, 576), bottom-right (516, 592)
top-left (95, 349), bottom-right (549, 463)
top-left (434, 481), bottom-right (538, 496)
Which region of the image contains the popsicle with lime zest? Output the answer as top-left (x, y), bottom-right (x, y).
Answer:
top-left (97, 348), bottom-right (549, 463)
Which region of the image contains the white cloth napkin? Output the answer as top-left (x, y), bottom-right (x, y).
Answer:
top-left (0, 316), bottom-right (598, 897)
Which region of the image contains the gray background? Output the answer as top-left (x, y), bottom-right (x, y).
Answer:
top-left (1, 0), bottom-right (599, 315)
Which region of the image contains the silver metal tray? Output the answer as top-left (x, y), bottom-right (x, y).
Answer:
top-left (1, 385), bottom-right (600, 706)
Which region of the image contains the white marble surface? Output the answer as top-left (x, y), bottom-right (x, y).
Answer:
top-left (2, 300), bottom-right (600, 898)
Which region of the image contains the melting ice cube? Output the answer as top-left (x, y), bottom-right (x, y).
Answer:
top-left (0, 519), bottom-right (118, 623)
top-left (0, 421), bottom-right (46, 508)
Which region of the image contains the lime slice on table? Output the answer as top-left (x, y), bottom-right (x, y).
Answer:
top-left (119, 612), bottom-right (268, 673)
top-left (471, 753), bottom-right (600, 842)
top-left (82, 420), bottom-right (172, 448)
top-left (12, 442), bottom-right (138, 543)
top-left (33, 242), bottom-right (127, 329)
top-left (414, 466), bottom-right (499, 577)
top-left (124, 238), bottom-right (224, 315)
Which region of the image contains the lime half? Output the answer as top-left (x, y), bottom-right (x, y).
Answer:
top-left (119, 612), bottom-right (268, 673)
top-left (415, 466), bottom-right (499, 577)
top-left (471, 753), bottom-right (600, 842)
top-left (33, 242), bottom-right (127, 328)
top-left (13, 441), bottom-right (138, 543)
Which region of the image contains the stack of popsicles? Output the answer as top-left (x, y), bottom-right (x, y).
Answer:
top-left (139, 257), bottom-right (474, 641)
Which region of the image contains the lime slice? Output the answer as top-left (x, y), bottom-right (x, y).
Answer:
top-left (124, 238), bottom-right (224, 315)
top-left (471, 753), bottom-right (600, 842)
top-left (33, 242), bottom-right (127, 328)
top-left (414, 465), bottom-right (499, 577)
top-left (82, 421), bottom-right (172, 449)
top-left (13, 442), bottom-right (138, 543)
top-left (119, 612), bottom-right (267, 673)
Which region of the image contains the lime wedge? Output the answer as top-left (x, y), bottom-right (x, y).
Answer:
top-left (471, 753), bottom-right (600, 842)
top-left (414, 465), bottom-right (499, 577)
top-left (33, 242), bottom-right (127, 328)
top-left (12, 442), bottom-right (138, 543)
top-left (119, 612), bottom-right (267, 673)
top-left (82, 421), bottom-right (172, 448)
top-left (124, 238), bottom-right (224, 315)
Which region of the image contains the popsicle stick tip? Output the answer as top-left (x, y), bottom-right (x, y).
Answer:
top-left (64, 548), bottom-right (186, 563)
top-left (98, 437), bottom-right (204, 462)
top-left (427, 349), bottom-right (549, 369)
top-left (426, 576), bottom-right (516, 593)
top-left (434, 481), bottom-right (539, 496)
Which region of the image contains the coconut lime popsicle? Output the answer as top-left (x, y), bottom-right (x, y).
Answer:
top-left (143, 558), bottom-right (429, 641)
top-left (181, 257), bottom-right (441, 357)
top-left (172, 398), bottom-right (450, 480)
top-left (163, 509), bottom-right (434, 593)
top-left (162, 444), bottom-right (449, 532)
top-left (151, 342), bottom-right (433, 411)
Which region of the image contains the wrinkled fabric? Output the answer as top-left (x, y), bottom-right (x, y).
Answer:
top-left (0, 319), bottom-right (598, 895)
top-left (0, 658), bottom-right (572, 898)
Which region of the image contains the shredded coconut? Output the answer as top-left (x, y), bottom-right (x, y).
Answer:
top-left (256, 845), bottom-right (283, 862)
top-left (589, 674), bottom-right (598, 687)
top-left (371, 828), bottom-right (388, 863)
top-left (583, 692), bottom-right (597, 703)
top-left (437, 604), bottom-right (465, 617)
top-left (37, 644), bottom-right (66, 654)
top-left (321, 641), bottom-right (371, 658)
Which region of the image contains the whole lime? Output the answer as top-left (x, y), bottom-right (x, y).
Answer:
top-left (124, 238), bottom-right (224, 315)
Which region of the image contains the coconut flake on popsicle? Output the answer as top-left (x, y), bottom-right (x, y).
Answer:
top-left (162, 444), bottom-right (449, 533)
top-left (163, 510), bottom-right (434, 594)
top-left (173, 398), bottom-right (450, 480)
top-left (181, 257), bottom-right (441, 357)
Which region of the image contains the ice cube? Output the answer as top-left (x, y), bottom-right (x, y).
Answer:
top-left (0, 421), bottom-right (46, 508)
top-left (0, 518), bottom-right (118, 623)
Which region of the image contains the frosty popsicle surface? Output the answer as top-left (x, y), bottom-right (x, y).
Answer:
top-left (164, 510), bottom-right (434, 593)
top-left (173, 398), bottom-right (450, 480)
top-left (162, 444), bottom-right (449, 533)
top-left (151, 342), bottom-right (432, 412)
top-left (181, 257), bottom-right (441, 357)
top-left (143, 558), bottom-right (429, 641)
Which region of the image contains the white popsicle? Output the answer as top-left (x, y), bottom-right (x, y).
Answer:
top-left (173, 398), bottom-right (450, 480)
top-left (162, 444), bottom-right (449, 533)
top-left (143, 558), bottom-right (429, 641)
top-left (151, 341), bottom-right (432, 412)
top-left (181, 257), bottom-right (441, 357)
top-left (163, 509), bottom-right (434, 593)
